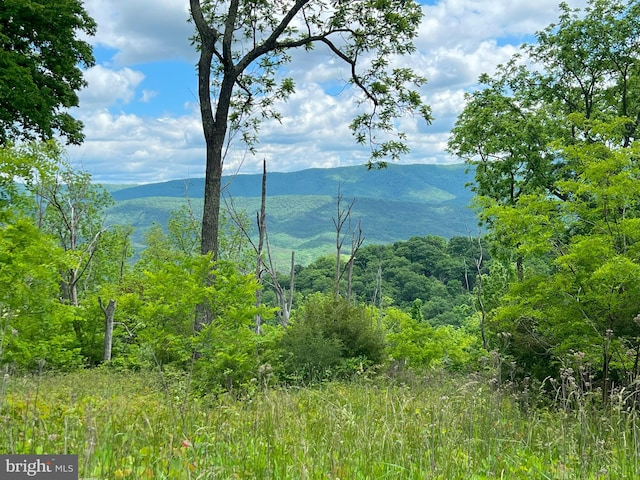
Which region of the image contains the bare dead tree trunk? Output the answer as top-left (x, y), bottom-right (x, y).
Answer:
top-left (346, 220), bottom-right (364, 302)
top-left (99, 297), bottom-right (116, 362)
top-left (254, 160), bottom-right (267, 334)
top-left (333, 185), bottom-right (363, 301)
top-left (264, 223), bottom-right (295, 326)
top-left (333, 185), bottom-right (349, 299)
top-left (333, 184), bottom-right (344, 299)
top-left (474, 235), bottom-right (488, 350)
top-left (224, 160), bottom-right (296, 328)
top-left (274, 251), bottom-right (295, 326)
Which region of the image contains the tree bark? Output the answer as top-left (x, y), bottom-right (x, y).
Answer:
top-left (254, 160), bottom-right (267, 334)
top-left (191, 0), bottom-right (237, 329)
top-left (99, 297), bottom-right (116, 362)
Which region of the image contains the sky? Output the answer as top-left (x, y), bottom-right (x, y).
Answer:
top-left (67, 0), bottom-right (588, 184)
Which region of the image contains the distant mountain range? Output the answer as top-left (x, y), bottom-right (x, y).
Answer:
top-left (104, 163), bottom-right (479, 265)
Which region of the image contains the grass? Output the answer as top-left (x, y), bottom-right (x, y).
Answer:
top-left (1, 369), bottom-right (638, 479)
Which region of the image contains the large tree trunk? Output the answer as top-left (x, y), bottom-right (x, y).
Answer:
top-left (192, 0), bottom-right (237, 261)
top-left (200, 152), bottom-right (222, 258)
top-left (195, 75), bottom-right (234, 329)
top-left (195, 19), bottom-right (221, 259)
top-left (192, 0), bottom-right (237, 330)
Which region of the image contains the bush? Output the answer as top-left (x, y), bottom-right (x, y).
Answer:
top-left (385, 307), bottom-right (481, 372)
top-left (279, 293), bottom-right (386, 383)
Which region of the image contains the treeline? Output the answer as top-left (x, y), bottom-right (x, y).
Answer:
top-left (281, 235), bottom-right (488, 327)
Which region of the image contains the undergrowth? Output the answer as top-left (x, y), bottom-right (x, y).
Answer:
top-left (0, 368), bottom-right (638, 479)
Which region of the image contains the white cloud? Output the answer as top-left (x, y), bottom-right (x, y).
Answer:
top-left (69, 0), bottom-right (591, 183)
top-left (140, 90), bottom-right (158, 103)
top-left (84, 0), bottom-right (194, 65)
top-left (79, 65), bottom-right (145, 108)
top-left (419, 0), bottom-right (587, 49)
top-left (67, 110), bottom-right (206, 183)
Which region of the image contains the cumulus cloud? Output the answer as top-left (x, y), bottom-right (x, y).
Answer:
top-left (67, 109), bottom-right (206, 183)
top-left (70, 0), bottom-right (590, 183)
top-left (84, 0), bottom-right (194, 65)
top-left (79, 65), bottom-right (145, 109)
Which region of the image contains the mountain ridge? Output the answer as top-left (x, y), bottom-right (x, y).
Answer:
top-left (108, 163), bottom-right (472, 204)
top-left (104, 163), bottom-right (479, 265)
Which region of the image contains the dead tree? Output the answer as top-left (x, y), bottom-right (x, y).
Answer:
top-left (99, 297), bottom-right (116, 362)
top-left (225, 160), bottom-right (296, 330)
top-left (254, 160), bottom-right (267, 334)
top-left (346, 221), bottom-right (364, 301)
top-left (266, 237), bottom-right (295, 327)
top-left (333, 184), bottom-right (364, 301)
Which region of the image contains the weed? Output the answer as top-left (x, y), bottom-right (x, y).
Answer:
top-left (1, 369), bottom-right (639, 478)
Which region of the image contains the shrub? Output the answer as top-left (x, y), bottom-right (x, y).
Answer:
top-left (385, 307), bottom-right (480, 372)
top-left (280, 293), bottom-right (386, 383)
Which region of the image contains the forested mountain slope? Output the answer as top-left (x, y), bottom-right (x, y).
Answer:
top-left (105, 163), bottom-right (478, 264)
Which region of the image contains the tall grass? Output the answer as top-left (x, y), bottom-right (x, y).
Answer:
top-left (0, 368), bottom-right (638, 479)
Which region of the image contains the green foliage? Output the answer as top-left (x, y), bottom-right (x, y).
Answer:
top-left (487, 132), bottom-right (640, 380)
top-left (0, 142), bottom-right (128, 368)
top-left (384, 307), bottom-right (480, 371)
top-left (0, 216), bottom-right (82, 369)
top-left (4, 371), bottom-right (640, 478)
top-left (192, 260), bottom-right (276, 394)
top-left (449, 0), bottom-right (640, 390)
top-left (280, 293), bottom-right (386, 382)
top-left (296, 235), bottom-right (488, 327)
top-left (0, 0), bottom-right (96, 144)
top-left (27, 146), bottom-right (115, 304)
top-left (107, 219), bottom-right (274, 392)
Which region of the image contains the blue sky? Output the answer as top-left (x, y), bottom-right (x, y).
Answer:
top-left (68, 0), bottom-right (588, 184)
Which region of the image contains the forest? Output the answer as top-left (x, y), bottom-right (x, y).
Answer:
top-left (0, 148), bottom-right (485, 385)
top-left (3, 0), bottom-right (640, 477)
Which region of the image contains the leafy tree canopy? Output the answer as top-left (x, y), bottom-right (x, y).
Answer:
top-left (449, 0), bottom-right (640, 388)
top-left (190, 0), bottom-right (433, 260)
top-left (0, 0), bottom-right (96, 145)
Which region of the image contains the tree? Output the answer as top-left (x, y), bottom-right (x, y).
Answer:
top-left (332, 185), bottom-right (364, 301)
top-left (0, 143), bottom-right (40, 218)
top-left (0, 0), bottom-right (96, 145)
top-left (28, 145), bottom-right (113, 306)
top-left (384, 307), bottom-right (479, 372)
top-left (189, 0), bottom-right (431, 264)
top-left (0, 212), bottom-right (81, 369)
top-left (487, 126), bottom-right (640, 394)
top-left (448, 0), bottom-right (640, 280)
top-left (280, 293), bottom-right (386, 382)
top-left (448, 0), bottom-right (640, 391)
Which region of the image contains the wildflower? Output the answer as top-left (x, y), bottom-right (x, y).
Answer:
top-left (181, 439), bottom-right (192, 448)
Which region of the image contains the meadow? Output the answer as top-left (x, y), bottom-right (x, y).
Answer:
top-left (1, 368), bottom-right (637, 479)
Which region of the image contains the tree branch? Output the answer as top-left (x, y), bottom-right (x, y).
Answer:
top-left (235, 0), bottom-right (310, 74)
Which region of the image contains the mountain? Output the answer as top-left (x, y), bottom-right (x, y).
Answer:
top-left (105, 163), bottom-right (479, 265)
